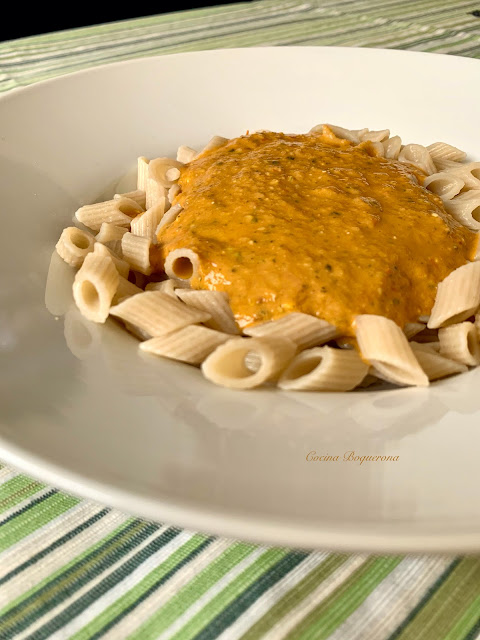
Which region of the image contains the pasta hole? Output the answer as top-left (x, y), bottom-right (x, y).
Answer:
top-left (118, 202), bottom-right (140, 216)
top-left (471, 205), bottom-right (480, 223)
top-left (219, 348), bottom-right (259, 379)
top-left (71, 231), bottom-right (91, 250)
top-left (244, 351), bottom-right (262, 373)
top-left (467, 328), bottom-right (479, 356)
top-left (79, 280), bottom-right (100, 311)
top-left (471, 168), bottom-right (480, 180)
top-left (172, 257), bottom-right (193, 279)
top-left (285, 356), bottom-right (322, 380)
top-left (166, 167), bottom-right (181, 182)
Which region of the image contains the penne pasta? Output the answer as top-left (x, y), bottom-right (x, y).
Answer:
top-left (445, 191), bottom-right (480, 231)
top-left (438, 322), bottom-right (480, 366)
top-left (175, 289), bottom-right (239, 334)
top-left (75, 197), bottom-right (142, 231)
top-left (355, 314), bottom-right (429, 386)
top-left (201, 336), bottom-right (296, 389)
top-left (427, 141), bottom-right (466, 163)
top-left (110, 290), bottom-right (211, 337)
top-left (137, 157), bottom-right (150, 191)
top-left (114, 189), bottom-right (146, 209)
top-left (423, 172), bottom-right (464, 201)
top-left (145, 279), bottom-right (178, 297)
top-left (404, 322), bottom-right (426, 339)
top-left (310, 124), bottom-right (367, 144)
top-left (168, 184), bottom-right (181, 204)
top-left (148, 157), bottom-right (183, 188)
top-left (164, 247), bottom-right (200, 282)
top-left (433, 158), bottom-right (463, 172)
top-left (177, 145), bottom-right (198, 164)
top-left (428, 261), bottom-right (480, 328)
top-left (121, 232), bottom-right (152, 275)
top-left (243, 312), bottom-right (339, 350)
top-left (73, 253), bottom-right (119, 323)
top-left (145, 176), bottom-right (167, 210)
top-left (398, 144), bottom-right (436, 175)
top-left (56, 226), bottom-right (95, 267)
top-left (93, 242), bottom-right (130, 278)
top-left (360, 129), bottom-right (390, 143)
top-left (199, 136), bottom-right (229, 155)
top-left (112, 275), bottom-right (143, 304)
top-left (383, 136), bottom-right (402, 160)
top-left (447, 162), bottom-right (480, 189)
top-left (278, 346), bottom-right (369, 391)
top-left (130, 201), bottom-right (165, 241)
top-left (140, 325), bottom-right (230, 365)
top-left (410, 341), bottom-right (467, 380)
top-left (157, 203), bottom-right (183, 232)
top-left (95, 223), bottom-right (128, 256)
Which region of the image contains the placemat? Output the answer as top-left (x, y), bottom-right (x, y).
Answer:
top-left (1, 1), bottom-right (480, 638)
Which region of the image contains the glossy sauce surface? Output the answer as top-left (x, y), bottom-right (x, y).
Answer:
top-left (158, 129), bottom-right (477, 335)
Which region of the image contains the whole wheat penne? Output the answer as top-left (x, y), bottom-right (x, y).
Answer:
top-left (140, 325), bottom-right (230, 365)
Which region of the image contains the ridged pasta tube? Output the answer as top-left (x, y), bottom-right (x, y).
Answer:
top-left (355, 315), bottom-right (429, 386)
top-left (95, 223), bottom-right (128, 256)
top-left (157, 204), bottom-right (183, 232)
top-left (428, 261), bottom-right (480, 328)
top-left (398, 144), bottom-right (436, 175)
top-left (444, 192), bottom-right (480, 231)
top-left (177, 145), bottom-right (198, 163)
top-left (110, 291), bottom-right (211, 337)
top-left (137, 157), bottom-right (150, 191)
top-left (175, 290), bottom-right (239, 334)
top-left (140, 325), bottom-right (230, 365)
top-left (243, 312), bottom-right (338, 350)
top-left (75, 197), bottom-right (142, 231)
top-left (199, 136), bottom-right (229, 155)
top-left (278, 346), bottom-right (369, 391)
top-left (112, 276), bottom-right (143, 304)
top-left (410, 341), bottom-right (467, 380)
top-left (423, 173), bottom-right (464, 201)
top-left (121, 232), bottom-right (152, 275)
top-left (114, 189), bottom-right (146, 209)
top-left (164, 248), bottom-right (200, 282)
top-left (148, 157), bottom-right (183, 188)
top-left (93, 242), bottom-right (130, 278)
top-left (73, 253), bottom-right (119, 323)
top-left (201, 336), bottom-right (296, 389)
top-left (383, 136), bottom-right (402, 160)
top-left (360, 129), bottom-right (390, 143)
top-left (130, 201), bottom-right (165, 241)
top-left (56, 226), bottom-right (95, 267)
top-left (438, 322), bottom-right (480, 366)
top-left (427, 142), bottom-right (466, 164)
top-left (447, 162), bottom-right (480, 189)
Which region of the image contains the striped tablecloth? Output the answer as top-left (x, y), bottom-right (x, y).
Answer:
top-left (1, 1), bottom-right (480, 638)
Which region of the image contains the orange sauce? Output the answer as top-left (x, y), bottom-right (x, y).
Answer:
top-left (157, 129), bottom-right (478, 336)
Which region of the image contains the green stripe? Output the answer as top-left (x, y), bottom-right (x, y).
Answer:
top-left (0, 508), bottom-right (110, 587)
top-left (444, 593), bottom-right (480, 640)
top-left (240, 554), bottom-right (349, 640)
top-left (77, 541), bottom-right (256, 640)
top-left (393, 558), bottom-right (480, 640)
top-left (192, 550), bottom-right (309, 640)
top-left (0, 475), bottom-right (45, 513)
top-left (133, 548), bottom-right (288, 640)
top-left (0, 519), bottom-right (158, 636)
top-left (285, 556), bottom-right (402, 639)
top-left (77, 535), bottom-right (213, 640)
top-left (29, 528), bottom-right (189, 640)
top-left (0, 491), bottom-right (79, 553)
top-left (386, 559), bottom-right (462, 640)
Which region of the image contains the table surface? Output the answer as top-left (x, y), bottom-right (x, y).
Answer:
top-left (1, 1), bottom-right (480, 639)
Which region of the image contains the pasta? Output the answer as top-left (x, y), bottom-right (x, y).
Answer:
top-left (427, 261), bottom-right (480, 329)
top-left (75, 197), bottom-right (142, 231)
top-left (278, 346), bottom-right (369, 391)
top-left (51, 124), bottom-right (480, 394)
top-left (201, 337), bottom-right (296, 389)
top-left (140, 325), bottom-right (230, 365)
top-left (72, 253), bottom-right (119, 323)
top-left (110, 291), bottom-right (211, 337)
top-left (56, 226), bottom-right (95, 267)
top-left (355, 315), bottom-right (429, 386)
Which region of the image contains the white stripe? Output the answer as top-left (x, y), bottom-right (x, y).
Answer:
top-left (157, 546), bottom-right (268, 640)
top-left (0, 507), bottom-right (128, 606)
top-left (15, 524), bottom-right (172, 639)
top-left (261, 555), bottom-right (367, 640)
top-left (327, 557), bottom-right (453, 640)
top-left (100, 538), bottom-right (232, 640)
top-left (215, 552), bottom-right (329, 640)
top-left (0, 500), bottom-right (94, 569)
top-left (46, 529), bottom-right (195, 640)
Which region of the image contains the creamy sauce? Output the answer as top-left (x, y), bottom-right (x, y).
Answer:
top-left (157, 129), bottom-right (478, 336)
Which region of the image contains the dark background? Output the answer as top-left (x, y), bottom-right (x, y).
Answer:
top-left (1, 2), bottom-right (249, 41)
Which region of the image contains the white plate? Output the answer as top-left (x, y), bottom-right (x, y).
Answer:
top-left (1, 47), bottom-right (480, 554)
